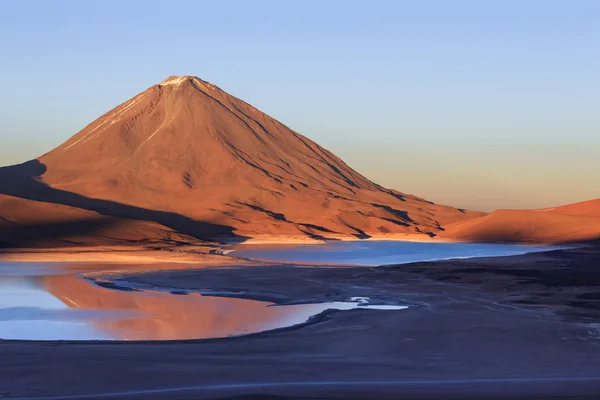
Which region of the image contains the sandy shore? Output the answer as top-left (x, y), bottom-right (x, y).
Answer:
top-left (0, 233), bottom-right (463, 264)
top-left (233, 233), bottom-right (464, 245)
top-left (1, 244), bottom-right (600, 399)
top-left (0, 245), bottom-right (245, 264)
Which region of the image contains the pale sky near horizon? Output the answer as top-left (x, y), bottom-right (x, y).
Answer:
top-left (0, 0), bottom-right (598, 212)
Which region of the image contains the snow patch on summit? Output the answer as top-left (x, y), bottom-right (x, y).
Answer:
top-left (158, 76), bottom-right (217, 91)
top-left (160, 76), bottom-right (189, 86)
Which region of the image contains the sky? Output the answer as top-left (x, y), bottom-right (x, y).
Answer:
top-left (0, 0), bottom-right (598, 212)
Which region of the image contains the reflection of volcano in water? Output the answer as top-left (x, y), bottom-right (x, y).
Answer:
top-left (42, 274), bottom-right (407, 341)
top-left (0, 275), bottom-right (114, 340)
top-left (43, 274), bottom-right (293, 340)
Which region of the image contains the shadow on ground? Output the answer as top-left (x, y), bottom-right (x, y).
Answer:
top-left (0, 160), bottom-right (247, 248)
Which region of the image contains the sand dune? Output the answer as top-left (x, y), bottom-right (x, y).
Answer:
top-left (442, 199), bottom-right (600, 244)
top-left (535, 198), bottom-right (600, 218)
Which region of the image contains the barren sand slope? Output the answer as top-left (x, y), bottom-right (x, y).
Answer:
top-left (536, 198), bottom-right (600, 217)
top-left (442, 199), bottom-right (600, 243)
top-left (0, 76), bottom-right (482, 248)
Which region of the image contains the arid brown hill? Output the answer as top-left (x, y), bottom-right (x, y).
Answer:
top-left (441, 199), bottom-right (600, 244)
top-left (1, 76), bottom-right (482, 247)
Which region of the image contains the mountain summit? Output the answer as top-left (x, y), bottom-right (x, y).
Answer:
top-left (0, 76), bottom-right (481, 247)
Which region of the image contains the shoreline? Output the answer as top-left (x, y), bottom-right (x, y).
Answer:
top-left (0, 244), bottom-right (599, 399)
top-left (0, 235), bottom-right (462, 264)
top-left (0, 232), bottom-right (568, 264)
top-left (0, 245), bottom-right (237, 264)
top-left (232, 233), bottom-right (464, 245)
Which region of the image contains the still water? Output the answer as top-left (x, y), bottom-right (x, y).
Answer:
top-left (0, 262), bottom-right (406, 341)
top-left (0, 241), bottom-right (560, 341)
top-left (231, 240), bottom-right (562, 266)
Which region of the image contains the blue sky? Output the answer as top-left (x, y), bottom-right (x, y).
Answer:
top-left (1, 0), bottom-right (598, 211)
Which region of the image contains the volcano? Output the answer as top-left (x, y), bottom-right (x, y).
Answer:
top-left (0, 76), bottom-right (482, 248)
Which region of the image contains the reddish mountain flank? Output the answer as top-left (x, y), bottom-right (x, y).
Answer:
top-left (0, 75), bottom-right (497, 248)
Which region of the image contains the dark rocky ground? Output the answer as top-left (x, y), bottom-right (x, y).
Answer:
top-left (1, 244), bottom-right (600, 399)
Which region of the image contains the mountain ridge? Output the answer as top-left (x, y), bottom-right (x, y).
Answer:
top-left (1, 75), bottom-right (486, 248)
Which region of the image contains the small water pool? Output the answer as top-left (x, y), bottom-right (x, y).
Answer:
top-left (0, 263), bottom-right (406, 341)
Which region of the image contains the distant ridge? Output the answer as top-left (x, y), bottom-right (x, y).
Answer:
top-left (442, 199), bottom-right (600, 244)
